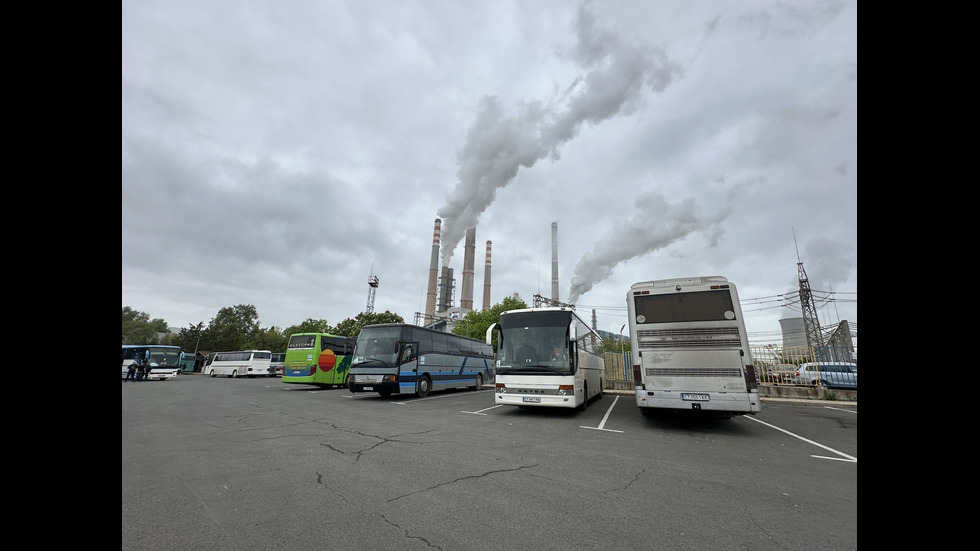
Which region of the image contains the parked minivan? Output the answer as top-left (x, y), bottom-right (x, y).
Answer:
top-left (796, 362), bottom-right (857, 390)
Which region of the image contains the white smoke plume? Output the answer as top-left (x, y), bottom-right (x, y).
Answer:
top-left (566, 191), bottom-right (731, 305)
top-left (437, 4), bottom-right (688, 267)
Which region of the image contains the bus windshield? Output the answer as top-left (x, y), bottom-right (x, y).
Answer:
top-left (496, 311), bottom-right (572, 374)
top-left (351, 326), bottom-right (402, 367)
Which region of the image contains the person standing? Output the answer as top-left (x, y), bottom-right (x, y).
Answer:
top-left (125, 360), bottom-right (137, 382)
top-left (135, 359), bottom-right (146, 382)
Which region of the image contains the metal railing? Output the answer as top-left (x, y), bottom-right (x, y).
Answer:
top-left (601, 345), bottom-right (858, 390)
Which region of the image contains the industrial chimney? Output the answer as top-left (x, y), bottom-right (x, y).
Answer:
top-left (551, 222), bottom-right (559, 302)
top-left (425, 219), bottom-right (440, 323)
top-left (482, 241), bottom-right (492, 311)
top-left (461, 227), bottom-right (476, 310)
top-left (438, 266), bottom-right (455, 312)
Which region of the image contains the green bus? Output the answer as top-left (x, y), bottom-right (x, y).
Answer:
top-left (281, 332), bottom-right (357, 388)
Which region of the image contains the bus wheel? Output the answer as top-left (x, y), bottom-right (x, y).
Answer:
top-left (578, 383), bottom-right (589, 411)
top-left (472, 374), bottom-right (484, 391)
top-left (417, 375), bottom-right (431, 398)
top-left (231, 370), bottom-right (237, 378)
top-left (209, 370), bottom-right (216, 378)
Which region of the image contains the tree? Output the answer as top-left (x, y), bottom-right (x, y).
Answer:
top-left (171, 322), bottom-right (207, 354)
top-left (208, 305), bottom-right (260, 352)
top-left (122, 307), bottom-right (169, 344)
top-left (333, 311), bottom-right (404, 337)
top-left (451, 296), bottom-right (528, 342)
top-left (599, 335), bottom-right (630, 353)
top-left (252, 326), bottom-right (287, 352)
top-left (281, 318), bottom-right (334, 339)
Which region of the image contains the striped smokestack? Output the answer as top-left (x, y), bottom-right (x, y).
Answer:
top-left (551, 222), bottom-right (559, 302)
top-left (482, 241), bottom-right (492, 310)
top-left (461, 227), bottom-right (476, 310)
top-left (425, 218), bottom-right (440, 323)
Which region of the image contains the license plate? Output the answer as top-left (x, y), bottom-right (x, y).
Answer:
top-left (522, 397), bottom-right (541, 403)
top-left (364, 386), bottom-right (373, 391)
top-left (681, 393), bottom-right (710, 401)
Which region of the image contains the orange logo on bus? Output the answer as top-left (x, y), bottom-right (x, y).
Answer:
top-left (318, 349), bottom-right (337, 371)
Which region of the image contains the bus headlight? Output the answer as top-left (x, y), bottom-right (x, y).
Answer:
top-left (557, 385), bottom-right (574, 396)
top-left (496, 384), bottom-right (507, 393)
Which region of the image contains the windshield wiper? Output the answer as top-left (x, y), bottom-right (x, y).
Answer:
top-left (353, 359), bottom-right (387, 367)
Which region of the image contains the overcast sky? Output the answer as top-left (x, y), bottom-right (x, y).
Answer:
top-left (122, 0), bottom-right (857, 346)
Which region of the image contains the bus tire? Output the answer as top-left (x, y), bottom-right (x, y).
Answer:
top-left (209, 370), bottom-right (216, 378)
top-left (472, 373), bottom-right (483, 391)
top-left (578, 383), bottom-right (589, 411)
top-left (231, 370), bottom-right (237, 378)
top-left (417, 375), bottom-right (431, 398)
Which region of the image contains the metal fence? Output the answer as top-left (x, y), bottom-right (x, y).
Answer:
top-left (600, 345), bottom-right (858, 390)
top-left (751, 345), bottom-right (857, 386)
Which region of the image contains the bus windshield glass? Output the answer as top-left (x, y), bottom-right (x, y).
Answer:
top-left (351, 326), bottom-right (402, 366)
top-left (496, 310), bottom-right (572, 374)
top-left (633, 290), bottom-right (737, 324)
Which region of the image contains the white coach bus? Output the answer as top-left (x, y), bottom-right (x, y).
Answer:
top-left (486, 307), bottom-right (604, 409)
top-left (206, 350), bottom-right (273, 378)
top-left (628, 276), bottom-right (761, 417)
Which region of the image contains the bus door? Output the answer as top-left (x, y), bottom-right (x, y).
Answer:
top-left (398, 341), bottom-right (419, 390)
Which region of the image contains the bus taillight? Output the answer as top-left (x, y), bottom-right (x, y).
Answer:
top-left (632, 364), bottom-right (642, 384)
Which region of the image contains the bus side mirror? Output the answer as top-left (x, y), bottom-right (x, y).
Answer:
top-left (485, 323), bottom-right (498, 346)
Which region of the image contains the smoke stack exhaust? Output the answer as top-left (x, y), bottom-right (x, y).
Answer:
top-left (425, 219), bottom-right (440, 323)
top-left (551, 222), bottom-right (559, 302)
top-left (438, 266), bottom-right (455, 312)
top-left (461, 227), bottom-right (476, 310)
top-left (482, 241), bottom-right (492, 310)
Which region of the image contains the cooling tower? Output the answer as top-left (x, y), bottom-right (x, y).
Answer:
top-left (779, 317), bottom-right (807, 349)
top-left (461, 227), bottom-right (476, 310)
top-left (482, 241), bottom-right (492, 310)
top-left (425, 219), bottom-right (440, 323)
top-left (551, 222), bottom-right (559, 302)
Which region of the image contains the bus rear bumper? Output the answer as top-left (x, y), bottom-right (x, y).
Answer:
top-left (636, 391), bottom-right (762, 413)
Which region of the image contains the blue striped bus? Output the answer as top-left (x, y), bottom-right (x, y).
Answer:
top-left (348, 324), bottom-right (494, 398)
top-left (121, 344), bottom-right (184, 381)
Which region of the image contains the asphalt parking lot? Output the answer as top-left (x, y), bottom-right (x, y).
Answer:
top-left (122, 375), bottom-right (857, 551)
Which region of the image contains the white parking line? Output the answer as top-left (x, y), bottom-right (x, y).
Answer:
top-left (580, 395), bottom-right (624, 433)
top-left (747, 416), bottom-right (856, 463)
top-left (462, 404), bottom-right (505, 415)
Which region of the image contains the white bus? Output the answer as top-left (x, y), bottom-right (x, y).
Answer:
top-left (486, 307), bottom-right (604, 409)
top-left (206, 350), bottom-right (273, 378)
top-left (628, 276), bottom-right (761, 417)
